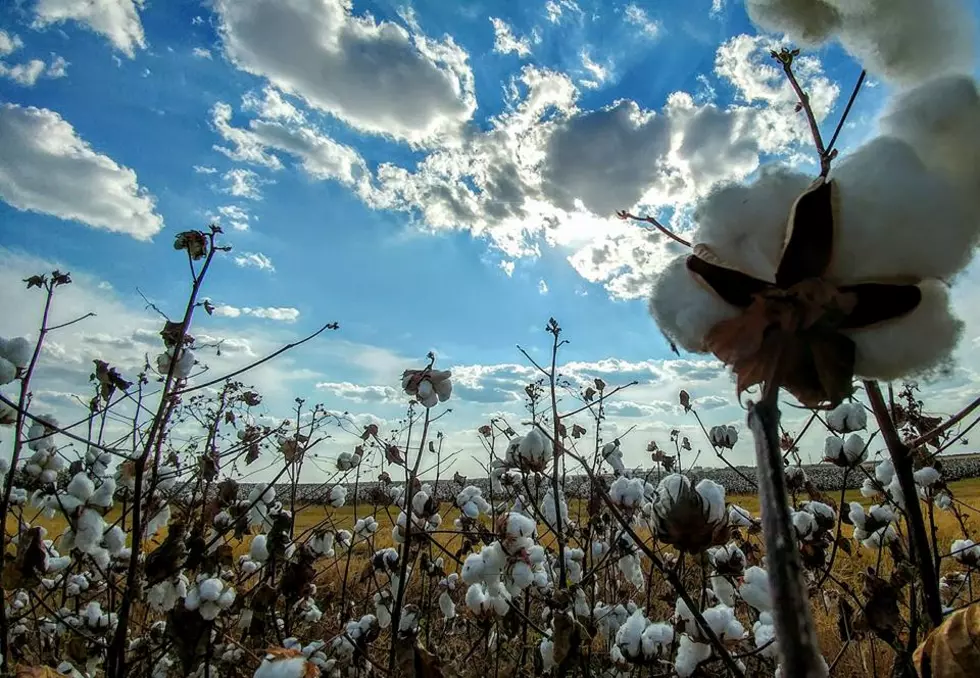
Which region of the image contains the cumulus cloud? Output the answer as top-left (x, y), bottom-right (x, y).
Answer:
top-left (315, 381), bottom-right (400, 403)
top-left (545, 0), bottom-right (581, 23)
top-left (211, 95), bottom-right (372, 194)
top-left (0, 104), bottom-right (163, 239)
top-left (215, 0), bottom-right (476, 144)
top-left (33, 0), bottom-right (146, 57)
top-left (233, 251), bottom-right (275, 272)
top-left (213, 305), bottom-right (300, 322)
top-left (192, 47), bottom-right (213, 59)
top-left (490, 17), bottom-right (531, 57)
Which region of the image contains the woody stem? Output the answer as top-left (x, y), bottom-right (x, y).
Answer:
top-left (748, 388), bottom-right (826, 678)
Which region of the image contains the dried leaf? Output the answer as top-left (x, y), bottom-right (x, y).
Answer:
top-left (679, 389), bottom-right (691, 412)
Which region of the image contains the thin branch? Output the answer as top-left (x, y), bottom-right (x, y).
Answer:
top-left (47, 312), bottom-right (96, 332)
top-left (826, 69), bottom-right (866, 154)
top-left (174, 321), bottom-right (339, 396)
top-left (909, 393), bottom-right (980, 449)
top-left (616, 211), bottom-right (692, 248)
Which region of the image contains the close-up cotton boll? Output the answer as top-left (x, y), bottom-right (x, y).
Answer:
top-left (156, 348), bottom-right (195, 380)
top-left (826, 402), bottom-right (867, 433)
top-left (185, 575), bottom-right (236, 620)
top-left (739, 566), bottom-right (773, 612)
top-left (402, 368), bottom-right (452, 408)
top-left (601, 440), bottom-right (626, 474)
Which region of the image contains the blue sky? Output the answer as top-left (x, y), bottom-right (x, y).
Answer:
top-left (1, 0), bottom-right (979, 478)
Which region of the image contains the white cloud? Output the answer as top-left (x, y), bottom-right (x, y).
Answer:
top-left (545, 0), bottom-right (581, 23)
top-left (0, 31), bottom-right (68, 85)
top-left (194, 165), bottom-right (218, 174)
top-left (579, 50), bottom-right (610, 89)
top-left (213, 305), bottom-right (300, 321)
top-left (233, 251), bottom-right (275, 272)
top-left (315, 381), bottom-right (399, 403)
top-left (215, 0), bottom-right (476, 145)
top-left (192, 16), bottom-right (204, 26)
top-left (624, 4), bottom-right (661, 38)
top-left (0, 60), bottom-right (46, 86)
top-left (211, 97), bottom-right (372, 193)
top-left (0, 31), bottom-right (23, 57)
top-left (0, 104), bottom-right (163, 239)
top-left (499, 260), bottom-right (515, 276)
top-left (220, 168), bottom-right (270, 200)
top-left (192, 47), bottom-right (213, 59)
top-left (46, 55), bottom-right (68, 78)
top-left (490, 17), bottom-right (531, 57)
top-left (537, 279), bottom-right (549, 294)
top-left (33, 0), bottom-right (146, 57)
top-left (217, 205), bottom-right (251, 231)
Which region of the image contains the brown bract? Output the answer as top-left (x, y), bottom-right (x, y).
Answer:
top-left (688, 177), bottom-right (922, 407)
top-left (651, 483), bottom-right (729, 554)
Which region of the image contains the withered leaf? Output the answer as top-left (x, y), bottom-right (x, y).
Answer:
top-left (914, 602), bottom-right (980, 678)
top-left (679, 389), bottom-right (691, 412)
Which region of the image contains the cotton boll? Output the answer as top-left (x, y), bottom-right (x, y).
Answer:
top-left (848, 279), bottom-right (962, 381)
top-left (694, 479), bottom-right (726, 523)
top-left (829, 137), bottom-right (976, 282)
top-left (461, 553), bottom-right (484, 584)
top-left (438, 591), bottom-right (456, 619)
top-left (250, 535), bottom-right (269, 563)
top-left (640, 622), bottom-right (674, 658)
top-left (882, 76), bottom-right (980, 208)
top-left (753, 612), bottom-right (780, 658)
top-left (675, 635), bottom-right (712, 678)
top-left (103, 526), bottom-right (126, 555)
top-left (746, 0), bottom-right (974, 85)
top-left (711, 575), bottom-right (736, 606)
top-left (0, 337), bottom-right (32, 369)
top-left (914, 466), bottom-right (941, 488)
top-left (648, 254), bottom-right (740, 353)
top-left (694, 166), bottom-right (813, 282)
top-left (729, 505), bottom-right (753, 527)
top-left (66, 473), bottom-right (95, 502)
top-left (328, 485), bottom-right (346, 508)
top-left (465, 584), bottom-right (489, 615)
top-left (740, 566), bottom-right (772, 612)
top-left (615, 609), bottom-right (647, 659)
top-left (875, 459), bottom-right (895, 486)
top-left (0, 357), bottom-right (16, 385)
top-left (843, 434), bottom-right (867, 466)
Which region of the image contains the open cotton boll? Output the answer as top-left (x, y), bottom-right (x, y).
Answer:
top-left (694, 166), bottom-right (813, 282)
top-left (711, 575), bottom-right (736, 606)
top-left (328, 485), bottom-right (346, 508)
top-left (0, 337), bottom-right (32, 369)
top-left (615, 609), bottom-right (647, 659)
top-left (828, 137), bottom-right (977, 282)
top-left (67, 473), bottom-right (95, 502)
top-left (739, 566), bottom-right (772, 612)
top-left (0, 357), bottom-right (16, 385)
top-left (848, 279), bottom-right (962, 381)
top-left (729, 505), bottom-right (753, 527)
top-left (694, 479), bottom-right (726, 523)
top-left (675, 635), bottom-right (712, 678)
top-left (648, 254), bottom-right (739, 353)
top-left (250, 535), bottom-right (269, 563)
top-left (103, 525), bottom-right (126, 555)
top-left (826, 402), bottom-right (866, 433)
top-left (640, 622), bottom-right (674, 658)
top-left (753, 612), bottom-right (780, 658)
top-left (914, 466), bottom-right (942, 488)
top-left (702, 603), bottom-right (745, 641)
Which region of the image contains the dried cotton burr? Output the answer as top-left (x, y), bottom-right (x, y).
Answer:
top-left (649, 111), bottom-right (980, 406)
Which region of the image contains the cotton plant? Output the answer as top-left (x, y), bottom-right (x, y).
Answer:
top-left (147, 573), bottom-right (189, 612)
top-left (401, 366), bottom-right (452, 408)
top-left (950, 539), bottom-right (980, 567)
top-left (503, 427), bottom-right (553, 472)
top-left (649, 118), bottom-right (978, 407)
top-left (23, 415), bottom-right (65, 483)
top-left (39, 472), bottom-right (118, 570)
top-left (647, 474), bottom-right (729, 553)
top-left (541, 485), bottom-right (569, 532)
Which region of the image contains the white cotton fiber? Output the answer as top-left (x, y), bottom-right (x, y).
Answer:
top-left (747, 0), bottom-right (975, 86)
top-left (693, 166), bottom-right (813, 283)
top-left (828, 137), bottom-right (977, 282)
top-left (847, 279), bottom-right (962, 380)
top-left (882, 76), bottom-right (980, 211)
top-left (648, 255), bottom-right (739, 353)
